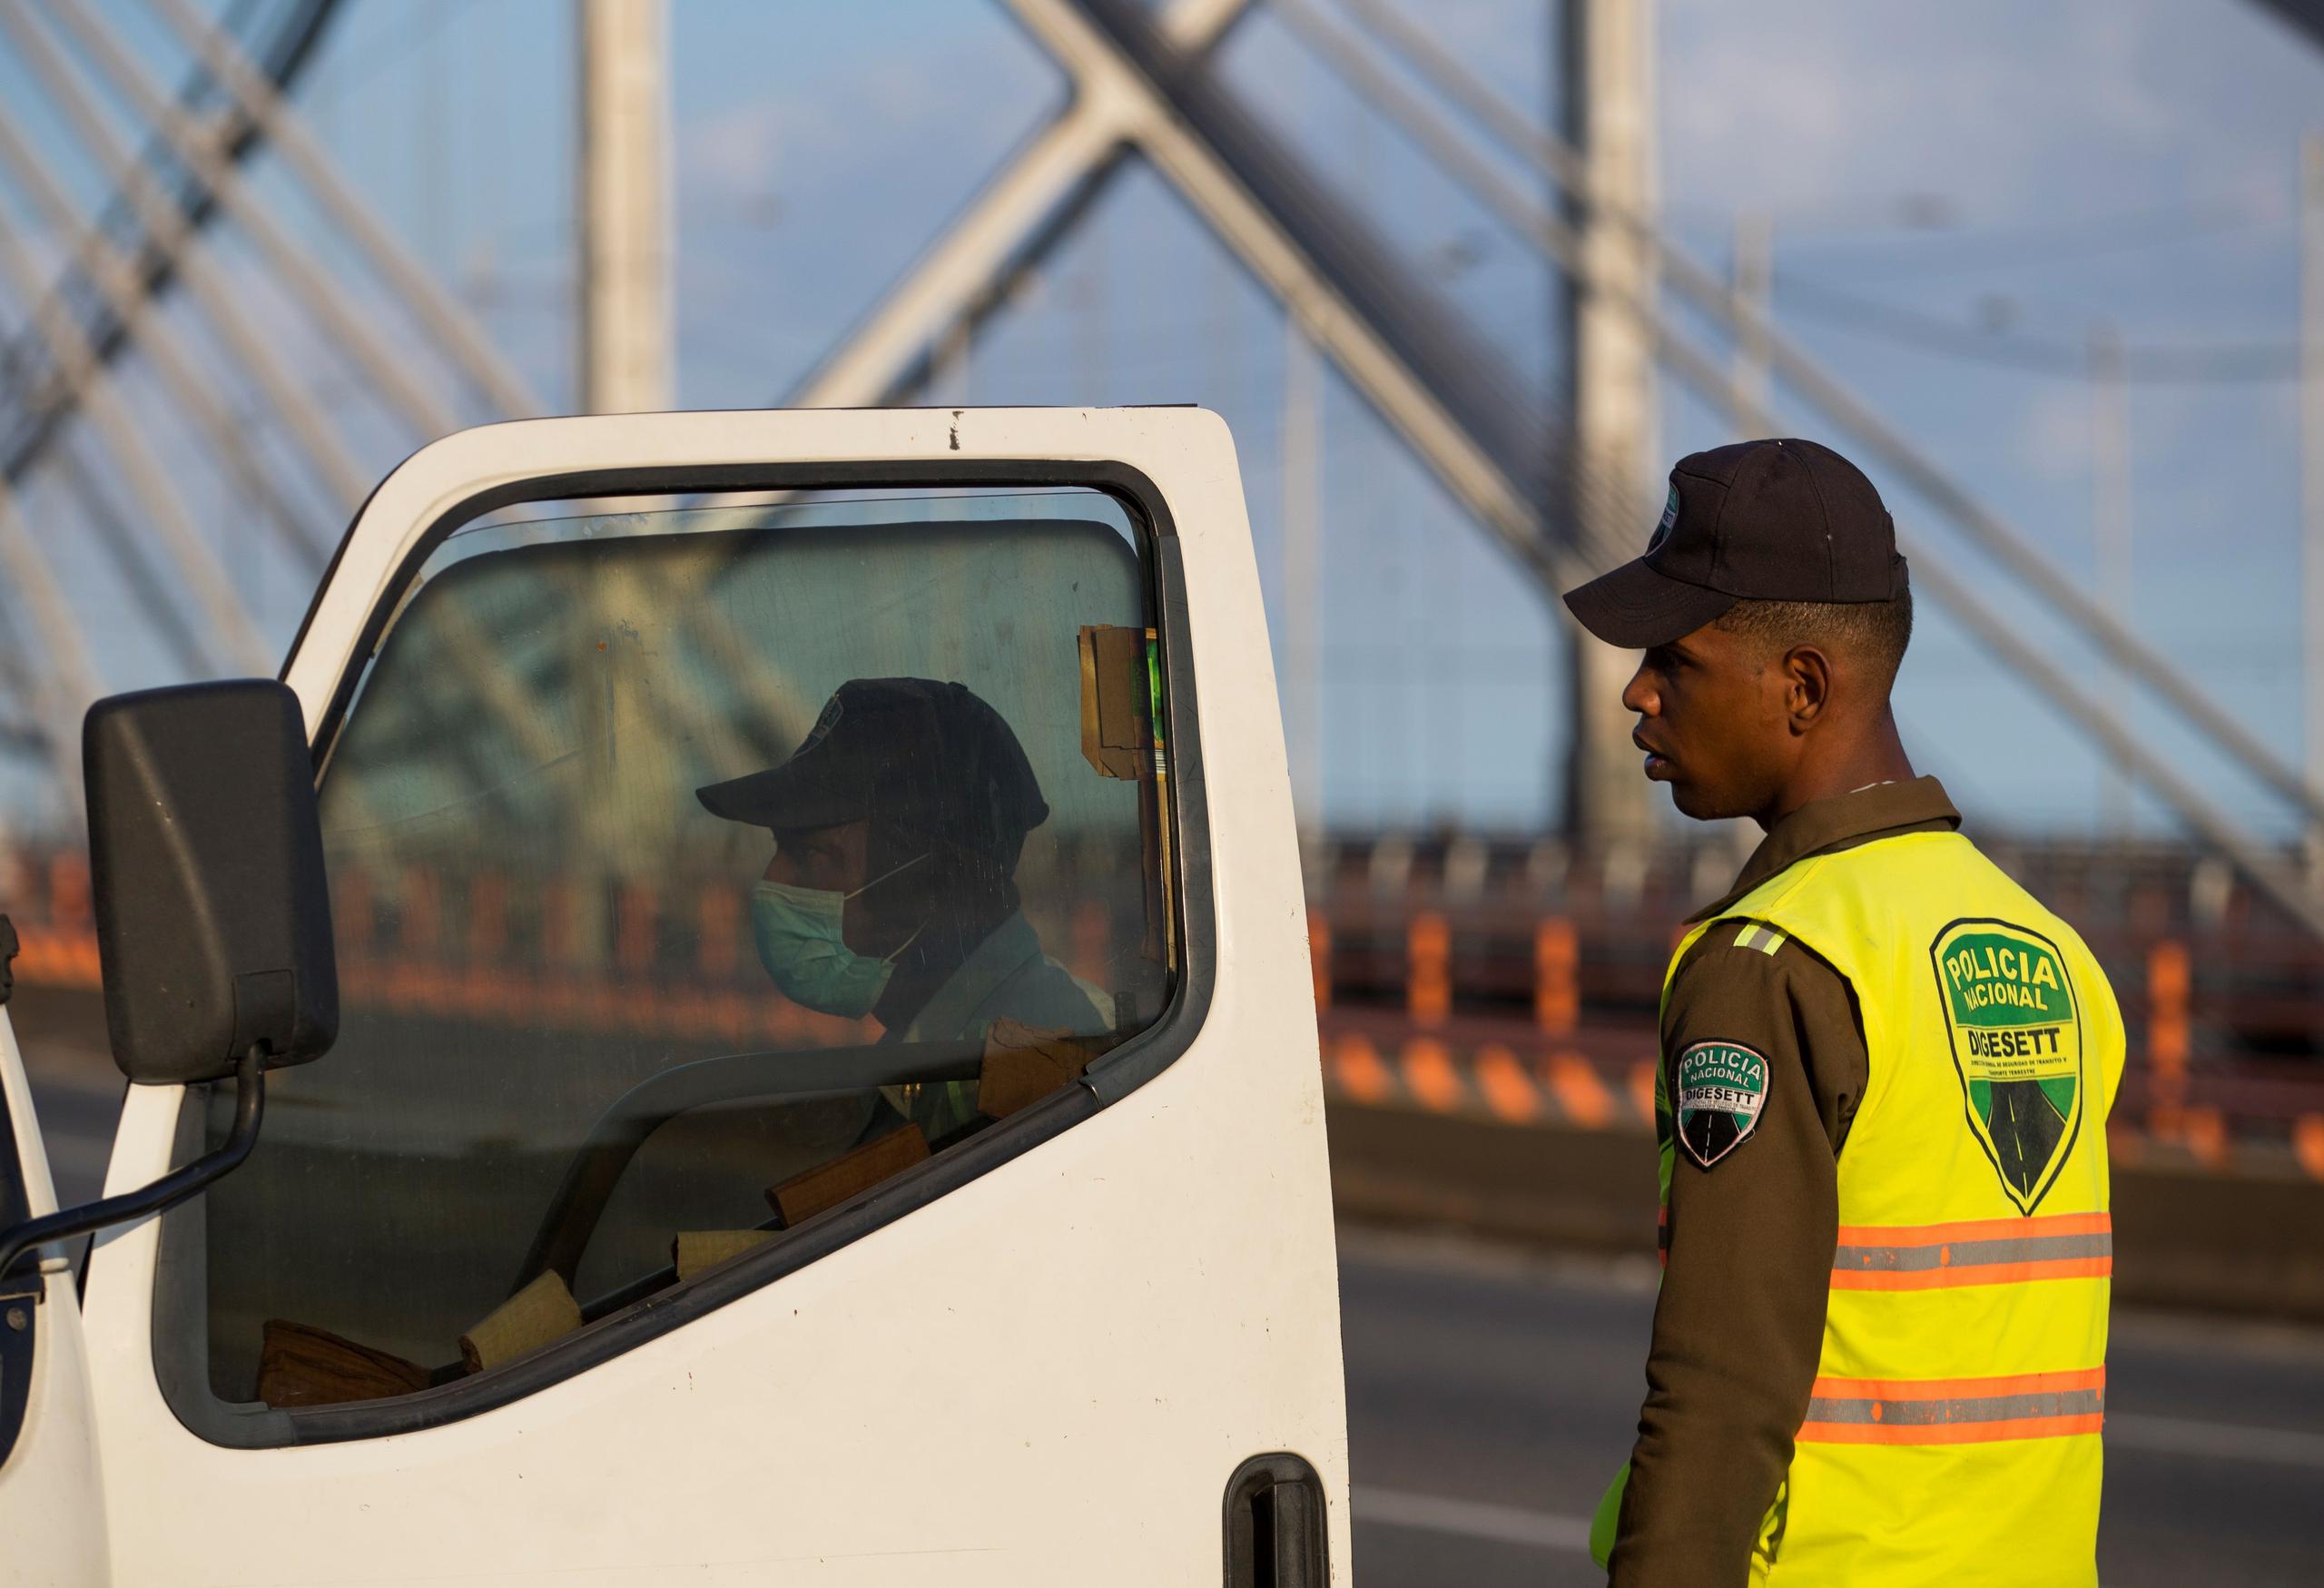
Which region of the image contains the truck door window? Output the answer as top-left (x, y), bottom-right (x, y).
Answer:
top-left (171, 488), bottom-right (1177, 1414)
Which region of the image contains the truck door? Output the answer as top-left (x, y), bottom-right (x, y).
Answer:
top-left (75, 408), bottom-right (1348, 1585)
top-left (0, 1007), bottom-right (110, 1587)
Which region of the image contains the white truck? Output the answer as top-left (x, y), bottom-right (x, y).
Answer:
top-left (0, 408), bottom-right (1349, 1585)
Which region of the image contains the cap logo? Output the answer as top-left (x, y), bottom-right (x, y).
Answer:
top-left (801, 695), bottom-right (844, 753)
top-left (1649, 485), bottom-right (1679, 554)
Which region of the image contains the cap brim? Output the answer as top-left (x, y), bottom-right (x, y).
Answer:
top-left (1561, 558), bottom-right (1738, 648)
top-left (695, 758), bottom-right (862, 832)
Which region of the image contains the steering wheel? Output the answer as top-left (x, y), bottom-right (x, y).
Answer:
top-left (512, 1039), bottom-right (985, 1297)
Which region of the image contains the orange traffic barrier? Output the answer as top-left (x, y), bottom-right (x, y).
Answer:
top-left (2296, 1115), bottom-right (2324, 1181)
top-left (1473, 1043), bottom-right (1540, 1124)
top-left (2147, 941), bottom-right (2190, 1077)
top-left (1534, 918), bottom-right (1578, 1034)
top-left (2181, 1107), bottom-right (2228, 1169)
top-left (13, 926), bottom-right (99, 988)
top-left (616, 883), bottom-right (658, 970)
top-left (1331, 1034), bottom-right (1394, 1104)
top-left (1400, 1039), bottom-right (1463, 1113)
top-left (1542, 1052), bottom-right (1614, 1130)
top-left (1408, 912), bottom-right (1450, 1029)
top-left (468, 872), bottom-right (507, 959)
top-left (2147, 940), bottom-right (2191, 1139)
top-left (47, 853), bottom-right (87, 928)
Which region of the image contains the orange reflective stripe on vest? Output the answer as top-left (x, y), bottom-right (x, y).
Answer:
top-left (1800, 1366), bottom-right (2106, 1445)
top-left (1830, 1211), bottom-right (2112, 1290)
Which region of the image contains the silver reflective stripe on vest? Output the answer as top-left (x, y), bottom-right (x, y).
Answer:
top-left (1805, 1386), bottom-right (2104, 1426)
top-left (1798, 1368), bottom-right (2107, 1444)
top-left (1835, 1229), bottom-right (2112, 1274)
top-left (1828, 1212), bottom-right (2114, 1290)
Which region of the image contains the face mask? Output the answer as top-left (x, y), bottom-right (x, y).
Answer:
top-left (748, 854), bottom-right (925, 1018)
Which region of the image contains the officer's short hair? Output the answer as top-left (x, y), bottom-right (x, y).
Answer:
top-left (1715, 587), bottom-right (1914, 690)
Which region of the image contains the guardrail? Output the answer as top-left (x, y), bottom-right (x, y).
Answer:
top-left (1308, 895), bottom-right (2324, 1182)
top-left (6, 839), bottom-right (2322, 1179)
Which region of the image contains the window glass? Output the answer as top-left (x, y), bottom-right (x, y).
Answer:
top-left (183, 488), bottom-right (1174, 1409)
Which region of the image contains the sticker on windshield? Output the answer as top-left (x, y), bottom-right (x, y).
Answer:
top-left (1673, 1041), bottom-right (1768, 1168)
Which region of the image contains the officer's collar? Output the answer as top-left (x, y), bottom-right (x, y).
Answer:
top-left (1686, 775), bottom-right (1962, 923)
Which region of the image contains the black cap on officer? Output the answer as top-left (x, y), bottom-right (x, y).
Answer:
top-left (1561, 438), bottom-right (1908, 649)
top-left (696, 677), bottom-right (1049, 869)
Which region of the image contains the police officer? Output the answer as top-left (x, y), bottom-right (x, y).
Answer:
top-left (1561, 439), bottom-right (2125, 1585)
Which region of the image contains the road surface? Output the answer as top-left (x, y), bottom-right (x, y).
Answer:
top-left (18, 1043), bottom-right (2324, 1584)
top-left (1339, 1228), bottom-right (2324, 1586)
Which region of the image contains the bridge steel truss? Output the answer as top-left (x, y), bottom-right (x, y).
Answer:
top-left (0, 0), bottom-right (2321, 936)
top-left (797, 0), bottom-right (2324, 936)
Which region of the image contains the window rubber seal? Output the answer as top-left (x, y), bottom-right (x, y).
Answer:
top-left (162, 455), bottom-right (1220, 1448)
top-left (0, 1075), bottom-right (33, 1465)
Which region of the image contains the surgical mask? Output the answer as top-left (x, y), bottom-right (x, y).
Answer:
top-left (747, 854), bottom-right (926, 1018)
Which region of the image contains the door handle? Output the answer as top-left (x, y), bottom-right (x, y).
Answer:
top-left (1224, 1452), bottom-right (1328, 1588)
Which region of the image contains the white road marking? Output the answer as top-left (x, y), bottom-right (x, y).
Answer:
top-left (2108, 1412), bottom-right (2324, 1469)
top-left (1353, 1486), bottom-right (1593, 1553)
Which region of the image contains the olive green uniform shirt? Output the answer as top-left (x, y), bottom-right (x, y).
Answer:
top-left (1610, 776), bottom-right (1963, 1586)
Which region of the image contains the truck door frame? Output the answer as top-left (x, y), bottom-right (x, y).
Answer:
top-left (74, 409), bottom-right (1349, 1585)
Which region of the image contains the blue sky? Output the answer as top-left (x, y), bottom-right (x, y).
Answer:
top-left (9, 0), bottom-right (2324, 842)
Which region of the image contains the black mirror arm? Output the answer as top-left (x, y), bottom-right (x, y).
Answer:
top-left (0, 1046), bottom-right (267, 1282)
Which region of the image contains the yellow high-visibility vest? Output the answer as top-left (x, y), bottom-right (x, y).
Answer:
top-left (1599, 829), bottom-right (2124, 1586)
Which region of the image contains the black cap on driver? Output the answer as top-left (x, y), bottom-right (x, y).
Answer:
top-left (696, 677), bottom-right (1050, 868)
top-left (1561, 438), bottom-right (1907, 649)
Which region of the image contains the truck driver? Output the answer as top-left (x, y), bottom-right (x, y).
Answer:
top-left (696, 676), bottom-right (1110, 1139)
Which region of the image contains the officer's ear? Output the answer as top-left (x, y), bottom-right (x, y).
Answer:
top-left (1783, 644), bottom-right (1834, 730)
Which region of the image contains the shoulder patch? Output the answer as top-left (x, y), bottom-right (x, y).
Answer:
top-left (1672, 1041), bottom-right (1769, 1168)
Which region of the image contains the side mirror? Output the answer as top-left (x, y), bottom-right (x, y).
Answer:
top-left (0, 680), bottom-right (337, 1280)
top-left (85, 678), bottom-right (337, 1083)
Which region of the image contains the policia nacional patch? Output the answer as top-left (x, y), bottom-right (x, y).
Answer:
top-left (1672, 1041), bottom-right (1770, 1168)
top-left (1930, 918), bottom-right (2085, 1214)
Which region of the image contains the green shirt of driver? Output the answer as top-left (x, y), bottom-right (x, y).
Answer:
top-left (886, 910), bottom-right (1112, 1138)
